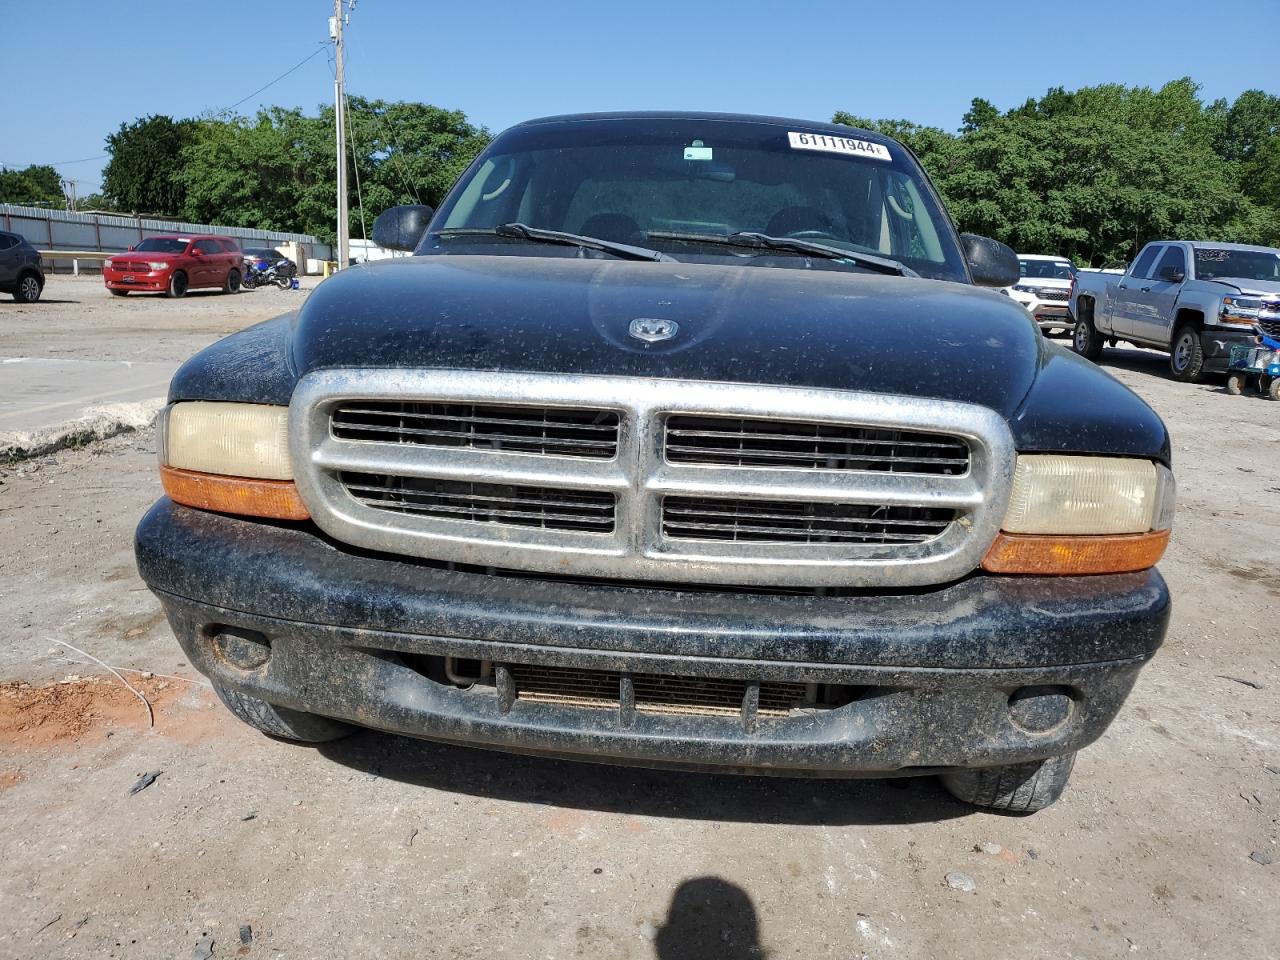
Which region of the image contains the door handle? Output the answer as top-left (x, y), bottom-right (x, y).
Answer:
top-left (1118, 284), bottom-right (1128, 290)
top-left (1140, 286), bottom-right (1152, 293)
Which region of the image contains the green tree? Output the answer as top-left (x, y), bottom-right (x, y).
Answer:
top-left (102, 115), bottom-right (198, 215)
top-left (174, 99), bottom-right (488, 242)
top-left (0, 164), bottom-right (65, 207)
top-left (836, 78), bottom-right (1280, 264)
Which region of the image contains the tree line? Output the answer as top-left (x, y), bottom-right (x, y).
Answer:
top-left (2, 78), bottom-right (1276, 263)
top-left (837, 78), bottom-right (1280, 265)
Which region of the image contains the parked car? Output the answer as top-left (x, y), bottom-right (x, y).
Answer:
top-left (0, 230), bottom-right (45, 303)
top-left (1002, 254), bottom-right (1075, 333)
top-left (1070, 240), bottom-right (1280, 380)
top-left (135, 112), bottom-right (1175, 813)
top-left (104, 235), bottom-right (243, 298)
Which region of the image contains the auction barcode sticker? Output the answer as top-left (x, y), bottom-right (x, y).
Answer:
top-left (788, 131), bottom-right (892, 161)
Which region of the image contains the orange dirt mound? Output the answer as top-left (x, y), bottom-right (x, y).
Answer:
top-left (0, 675), bottom-right (209, 747)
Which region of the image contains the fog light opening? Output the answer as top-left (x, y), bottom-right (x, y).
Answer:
top-left (1007, 685), bottom-right (1075, 734)
top-left (208, 625), bottom-right (272, 671)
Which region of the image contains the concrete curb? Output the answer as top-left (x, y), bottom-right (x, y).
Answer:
top-left (0, 398), bottom-right (165, 462)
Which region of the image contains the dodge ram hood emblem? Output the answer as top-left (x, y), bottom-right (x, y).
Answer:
top-left (629, 317), bottom-right (679, 343)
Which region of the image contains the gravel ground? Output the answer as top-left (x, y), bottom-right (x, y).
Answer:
top-left (0, 279), bottom-right (1277, 958)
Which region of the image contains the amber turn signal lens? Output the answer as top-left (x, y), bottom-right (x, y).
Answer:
top-left (161, 466), bottom-right (310, 521)
top-left (981, 530), bottom-right (1170, 575)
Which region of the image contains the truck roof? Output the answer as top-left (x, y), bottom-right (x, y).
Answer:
top-left (513, 110), bottom-right (885, 144)
top-left (1155, 240), bottom-right (1280, 254)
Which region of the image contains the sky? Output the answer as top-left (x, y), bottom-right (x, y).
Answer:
top-left (4, 0), bottom-right (1278, 196)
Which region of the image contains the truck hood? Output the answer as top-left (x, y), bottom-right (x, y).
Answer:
top-left (1206, 277), bottom-right (1280, 296)
top-left (290, 255), bottom-right (1044, 419)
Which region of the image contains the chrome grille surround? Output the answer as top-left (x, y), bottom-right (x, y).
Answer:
top-left (291, 370), bottom-right (1016, 588)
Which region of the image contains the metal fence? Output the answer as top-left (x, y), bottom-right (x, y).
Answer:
top-left (0, 204), bottom-right (334, 273)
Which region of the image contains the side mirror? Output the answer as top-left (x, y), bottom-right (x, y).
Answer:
top-left (372, 204), bottom-right (435, 253)
top-left (1160, 266), bottom-right (1185, 283)
top-left (960, 233), bottom-right (1020, 287)
top-left (127, 244), bottom-right (135, 251)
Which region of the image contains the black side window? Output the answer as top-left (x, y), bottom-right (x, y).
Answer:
top-left (194, 240), bottom-right (220, 254)
top-left (0, 234), bottom-right (17, 251)
top-left (1154, 246), bottom-right (1186, 281)
top-left (1130, 245), bottom-right (1162, 280)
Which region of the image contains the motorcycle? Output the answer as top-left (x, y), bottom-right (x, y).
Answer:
top-left (242, 256), bottom-right (297, 290)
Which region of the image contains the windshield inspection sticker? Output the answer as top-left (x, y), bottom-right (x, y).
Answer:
top-left (788, 131), bottom-right (891, 161)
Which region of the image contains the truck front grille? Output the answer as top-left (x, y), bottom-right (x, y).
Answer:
top-left (1256, 316), bottom-right (1280, 339)
top-left (662, 497), bottom-right (953, 545)
top-left (292, 371), bottom-right (1015, 587)
top-left (340, 473), bottom-right (616, 533)
top-left (665, 414), bottom-right (969, 474)
top-left (332, 401), bottom-right (619, 459)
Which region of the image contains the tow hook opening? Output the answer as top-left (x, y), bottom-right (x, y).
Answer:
top-left (1007, 685), bottom-right (1076, 734)
top-left (207, 625), bottom-right (272, 671)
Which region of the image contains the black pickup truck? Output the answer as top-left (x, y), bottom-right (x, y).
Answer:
top-left (135, 113), bottom-right (1174, 812)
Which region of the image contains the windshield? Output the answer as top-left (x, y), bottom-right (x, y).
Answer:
top-left (429, 119), bottom-right (968, 281)
top-left (1194, 247), bottom-right (1280, 282)
top-left (134, 238), bottom-right (187, 254)
top-left (1019, 259), bottom-right (1073, 280)
top-left (245, 248), bottom-right (283, 259)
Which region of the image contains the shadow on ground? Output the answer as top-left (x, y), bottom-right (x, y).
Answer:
top-left (318, 730), bottom-right (972, 826)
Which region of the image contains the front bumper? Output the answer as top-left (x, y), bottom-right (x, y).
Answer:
top-left (1011, 296), bottom-right (1072, 329)
top-left (136, 500), bottom-right (1169, 776)
top-left (104, 268), bottom-right (169, 291)
top-left (1202, 327), bottom-right (1256, 373)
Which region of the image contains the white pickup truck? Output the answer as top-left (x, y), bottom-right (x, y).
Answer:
top-left (1070, 240), bottom-right (1280, 381)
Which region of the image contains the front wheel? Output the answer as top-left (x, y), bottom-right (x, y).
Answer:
top-left (212, 682), bottom-right (354, 743)
top-left (1268, 377), bottom-right (1280, 401)
top-left (223, 268), bottom-right (241, 294)
top-left (166, 270), bottom-right (189, 299)
top-left (1170, 325), bottom-right (1205, 382)
top-left (1072, 316), bottom-right (1103, 361)
top-left (109, 288), bottom-right (129, 297)
top-left (940, 752), bottom-right (1076, 812)
top-left (13, 272), bottom-right (42, 303)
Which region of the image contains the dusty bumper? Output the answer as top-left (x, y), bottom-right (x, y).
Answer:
top-left (136, 500), bottom-right (1169, 775)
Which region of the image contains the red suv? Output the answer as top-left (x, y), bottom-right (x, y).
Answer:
top-left (104, 235), bottom-right (243, 298)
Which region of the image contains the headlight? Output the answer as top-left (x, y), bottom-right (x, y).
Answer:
top-left (104, 259), bottom-right (114, 269)
top-left (1221, 296), bottom-right (1262, 325)
top-left (983, 455), bottom-right (1174, 575)
top-left (148, 261), bottom-right (169, 271)
top-left (157, 402), bottom-right (307, 520)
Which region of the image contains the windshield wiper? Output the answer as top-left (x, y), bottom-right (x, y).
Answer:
top-left (436, 223), bottom-right (673, 262)
top-left (649, 231), bottom-right (916, 277)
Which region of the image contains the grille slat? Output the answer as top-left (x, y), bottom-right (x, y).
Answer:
top-left (663, 496), bottom-right (953, 545)
top-left (333, 401), bottom-right (620, 459)
top-left (664, 415), bottom-right (969, 475)
top-left (341, 473), bottom-right (616, 533)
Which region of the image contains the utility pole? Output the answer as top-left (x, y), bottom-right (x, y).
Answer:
top-left (331, 0), bottom-right (349, 270)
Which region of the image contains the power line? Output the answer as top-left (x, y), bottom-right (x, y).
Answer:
top-left (216, 43), bottom-right (329, 117)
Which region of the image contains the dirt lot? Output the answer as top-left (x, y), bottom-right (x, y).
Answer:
top-left (0, 276), bottom-right (1277, 959)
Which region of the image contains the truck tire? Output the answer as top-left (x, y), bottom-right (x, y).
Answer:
top-left (1170, 325), bottom-right (1205, 382)
top-left (939, 752), bottom-right (1075, 812)
top-left (1072, 316), bottom-right (1103, 361)
top-left (213, 682), bottom-right (354, 743)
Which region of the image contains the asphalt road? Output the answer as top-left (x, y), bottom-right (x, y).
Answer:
top-left (0, 274), bottom-right (1276, 959)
